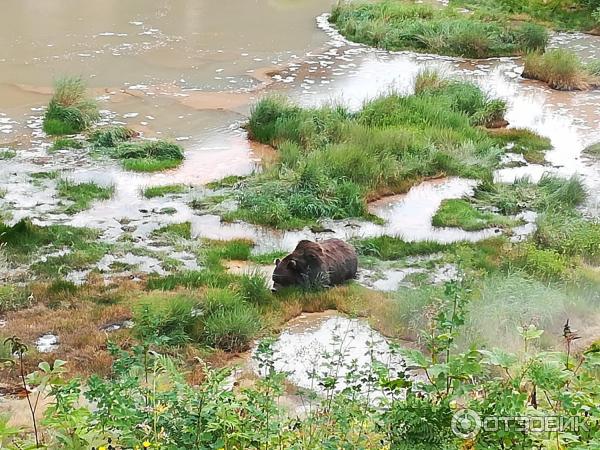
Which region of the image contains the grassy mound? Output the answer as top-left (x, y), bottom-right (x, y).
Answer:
top-left (432, 198), bottom-right (520, 231)
top-left (57, 179), bottom-right (115, 214)
top-left (89, 126), bottom-right (137, 148)
top-left (329, 0), bottom-right (548, 58)
top-left (450, 0), bottom-right (600, 32)
top-left (522, 49), bottom-right (600, 91)
top-left (43, 77), bottom-right (99, 135)
top-left (229, 77), bottom-right (514, 229)
top-left (50, 138), bottom-right (84, 152)
top-left (113, 141), bottom-right (185, 172)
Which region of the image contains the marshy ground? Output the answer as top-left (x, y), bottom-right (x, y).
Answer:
top-left (1, 0), bottom-right (600, 448)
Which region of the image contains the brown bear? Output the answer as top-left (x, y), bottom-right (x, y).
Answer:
top-left (272, 239), bottom-right (358, 291)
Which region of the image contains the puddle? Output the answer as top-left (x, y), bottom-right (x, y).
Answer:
top-left (36, 333), bottom-right (59, 353)
top-left (252, 311), bottom-right (407, 396)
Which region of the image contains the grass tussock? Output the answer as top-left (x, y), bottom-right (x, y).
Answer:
top-left (89, 126), bottom-right (137, 148)
top-left (57, 179), bottom-right (115, 214)
top-left (432, 198), bottom-right (521, 231)
top-left (43, 77), bottom-right (99, 135)
top-left (111, 141), bottom-right (185, 172)
top-left (330, 0), bottom-right (548, 58)
top-left (142, 184), bottom-right (188, 199)
top-left (234, 78), bottom-right (508, 229)
top-left (522, 49), bottom-right (600, 91)
top-left (50, 138), bottom-right (84, 152)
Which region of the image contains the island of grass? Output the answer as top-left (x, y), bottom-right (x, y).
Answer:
top-left (329, 0), bottom-right (548, 58)
top-left (57, 179), bottom-right (115, 214)
top-left (223, 73), bottom-right (549, 229)
top-left (522, 49), bottom-right (600, 91)
top-left (432, 198), bottom-right (521, 231)
top-left (43, 77), bottom-right (99, 136)
top-left (143, 184), bottom-right (188, 199)
top-left (89, 126), bottom-right (185, 172)
top-left (450, 0), bottom-right (600, 33)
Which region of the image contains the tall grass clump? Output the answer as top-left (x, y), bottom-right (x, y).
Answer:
top-left (330, 0), bottom-right (548, 58)
top-left (522, 49), bottom-right (599, 90)
top-left (89, 126), bottom-right (137, 148)
top-left (43, 77), bottom-right (99, 135)
top-left (202, 303), bottom-right (261, 352)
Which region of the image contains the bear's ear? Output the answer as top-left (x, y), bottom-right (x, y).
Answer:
top-left (274, 258), bottom-right (281, 266)
top-left (288, 259), bottom-right (297, 270)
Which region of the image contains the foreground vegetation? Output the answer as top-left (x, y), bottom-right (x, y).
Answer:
top-left (330, 0), bottom-right (548, 58)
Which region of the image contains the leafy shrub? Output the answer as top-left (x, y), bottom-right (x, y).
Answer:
top-left (43, 77), bottom-right (99, 135)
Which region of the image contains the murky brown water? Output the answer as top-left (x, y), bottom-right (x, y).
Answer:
top-left (1, 1), bottom-right (600, 276)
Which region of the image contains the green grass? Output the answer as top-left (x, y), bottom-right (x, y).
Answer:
top-left (206, 175), bottom-right (246, 190)
top-left (151, 222), bottom-right (192, 240)
top-left (535, 211), bottom-right (600, 264)
top-left (234, 80), bottom-right (508, 229)
top-left (133, 288), bottom-right (261, 352)
top-left (57, 179), bottom-right (115, 213)
top-left (43, 77), bottom-right (99, 135)
top-left (353, 236), bottom-right (451, 260)
top-left (475, 175), bottom-right (587, 215)
top-left (583, 142), bottom-right (600, 156)
top-left (487, 128), bottom-right (552, 164)
top-left (31, 243), bottom-right (112, 276)
top-left (329, 0), bottom-right (548, 58)
top-left (0, 150), bottom-right (16, 160)
top-left (203, 239), bottom-right (254, 266)
top-left (450, 0), bottom-right (599, 32)
top-left (249, 250), bottom-right (288, 265)
top-left (142, 184), bottom-right (188, 199)
top-left (0, 219), bottom-right (100, 262)
top-left (432, 199), bottom-right (521, 231)
top-left (0, 285), bottom-right (34, 313)
top-left (30, 171), bottom-right (59, 180)
top-left (106, 140), bottom-right (185, 172)
top-left (147, 270), bottom-right (236, 290)
top-left (522, 49), bottom-right (599, 91)
top-left (89, 126), bottom-right (137, 148)
top-left (50, 138), bottom-right (84, 152)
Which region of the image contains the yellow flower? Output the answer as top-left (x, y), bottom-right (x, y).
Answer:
top-left (143, 442), bottom-right (152, 448)
top-left (99, 447), bottom-right (106, 450)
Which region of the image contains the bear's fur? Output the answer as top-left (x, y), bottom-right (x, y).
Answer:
top-left (272, 239), bottom-right (357, 291)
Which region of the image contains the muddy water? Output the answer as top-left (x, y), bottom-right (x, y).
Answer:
top-left (251, 311), bottom-right (409, 396)
top-left (1, 1), bottom-right (600, 278)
